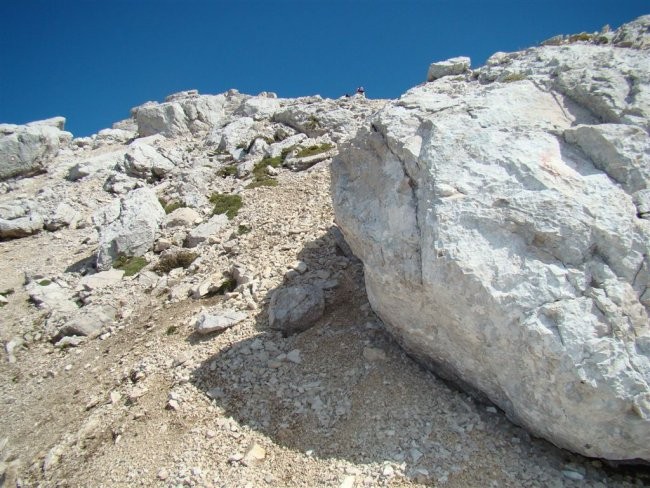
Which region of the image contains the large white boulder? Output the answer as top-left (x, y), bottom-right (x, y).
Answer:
top-left (427, 56), bottom-right (471, 81)
top-left (332, 17), bottom-right (650, 462)
top-left (0, 117), bottom-right (72, 180)
top-left (122, 142), bottom-right (175, 181)
top-left (94, 188), bottom-right (165, 270)
top-left (132, 92), bottom-right (229, 137)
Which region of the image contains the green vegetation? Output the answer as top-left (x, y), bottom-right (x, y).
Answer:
top-left (502, 72), bottom-right (526, 83)
top-left (306, 115), bottom-right (321, 130)
top-left (154, 251), bottom-right (199, 274)
top-left (246, 156), bottom-right (283, 189)
top-left (569, 32), bottom-right (593, 43)
top-left (237, 224), bottom-right (251, 235)
top-left (210, 193), bottom-right (243, 220)
top-left (166, 325), bottom-right (178, 335)
top-left (217, 164), bottom-right (238, 178)
top-left (37, 279), bottom-right (52, 286)
top-left (113, 255), bottom-right (148, 276)
top-left (296, 143), bottom-right (334, 158)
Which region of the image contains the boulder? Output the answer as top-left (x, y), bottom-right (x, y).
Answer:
top-left (67, 149), bottom-right (125, 181)
top-left (45, 202), bottom-right (81, 231)
top-left (94, 188), bottom-right (165, 271)
top-left (184, 214), bottom-right (228, 248)
top-left (0, 118), bottom-right (72, 180)
top-left (426, 56), bottom-right (471, 81)
top-left (79, 269), bottom-right (125, 291)
top-left (122, 142), bottom-right (175, 180)
top-left (58, 304), bottom-right (117, 339)
top-left (194, 309), bottom-right (247, 335)
top-left (26, 279), bottom-right (79, 315)
top-left (133, 93), bottom-right (228, 137)
top-left (164, 207), bottom-right (201, 228)
top-left (268, 284), bottom-right (325, 335)
top-left (273, 96), bottom-right (385, 143)
top-left (332, 19), bottom-right (650, 462)
top-left (206, 117), bottom-right (274, 160)
top-left (0, 213), bottom-right (44, 239)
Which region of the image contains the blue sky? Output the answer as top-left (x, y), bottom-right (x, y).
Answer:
top-left (1, 1), bottom-right (648, 137)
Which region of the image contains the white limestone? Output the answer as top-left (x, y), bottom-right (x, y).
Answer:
top-left (332, 17), bottom-right (650, 461)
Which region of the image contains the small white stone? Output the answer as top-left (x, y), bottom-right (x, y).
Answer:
top-left (340, 475), bottom-right (355, 488)
top-left (157, 468), bottom-right (169, 480)
top-left (286, 349), bottom-right (302, 364)
top-left (562, 470), bottom-right (585, 481)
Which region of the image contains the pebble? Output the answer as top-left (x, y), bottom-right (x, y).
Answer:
top-left (286, 349), bottom-right (302, 364)
top-left (110, 391), bottom-right (122, 404)
top-left (362, 347), bottom-right (386, 361)
top-left (340, 475), bottom-right (355, 488)
top-left (562, 469), bottom-right (585, 481)
top-left (242, 443), bottom-right (266, 466)
top-left (157, 468), bottom-right (169, 480)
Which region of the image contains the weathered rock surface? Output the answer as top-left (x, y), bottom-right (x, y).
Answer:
top-left (94, 188), bottom-right (165, 270)
top-left (268, 284), bottom-right (325, 335)
top-left (194, 309), bottom-right (247, 335)
top-left (68, 149), bottom-right (125, 181)
top-left (333, 17), bottom-right (650, 461)
top-left (122, 142), bottom-right (175, 181)
top-left (58, 304), bottom-right (117, 339)
top-left (132, 91), bottom-right (231, 137)
top-left (426, 56), bottom-right (471, 81)
top-left (0, 117), bottom-right (72, 180)
top-left (184, 214), bottom-right (228, 248)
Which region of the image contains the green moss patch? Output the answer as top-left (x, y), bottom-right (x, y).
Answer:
top-left (210, 193), bottom-right (243, 220)
top-left (217, 164), bottom-right (238, 178)
top-left (296, 143), bottom-right (334, 158)
top-left (237, 224), bottom-right (251, 235)
top-left (246, 156), bottom-right (284, 189)
top-left (113, 255), bottom-right (148, 276)
top-left (502, 72), bottom-right (526, 83)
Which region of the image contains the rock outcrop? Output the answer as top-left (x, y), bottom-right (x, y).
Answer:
top-left (332, 16), bottom-right (650, 461)
top-left (0, 117), bottom-right (72, 180)
top-left (94, 187), bottom-right (165, 270)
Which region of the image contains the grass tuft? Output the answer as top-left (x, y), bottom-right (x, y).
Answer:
top-left (113, 255), bottom-right (148, 276)
top-left (296, 143), bottom-right (334, 158)
top-left (210, 193), bottom-right (243, 220)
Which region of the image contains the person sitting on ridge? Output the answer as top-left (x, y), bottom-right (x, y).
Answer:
top-left (356, 86), bottom-right (365, 97)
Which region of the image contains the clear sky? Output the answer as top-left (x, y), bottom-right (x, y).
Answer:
top-left (1, 0), bottom-right (648, 137)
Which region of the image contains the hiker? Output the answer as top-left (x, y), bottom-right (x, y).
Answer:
top-left (356, 86), bottom-right (365, 97)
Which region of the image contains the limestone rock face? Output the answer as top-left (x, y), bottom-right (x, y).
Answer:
top-left (122, 142), bottom-right (175, 181)
top-left (132, 91), bottom-right (231, 137)
top-left (332, 17), bottom-right (650, 461)
top-left (426, 56), bottom-right (471, 81)
top-left (94, 188), bottom-right (165, 270)
top-left (0, 117), bottom-right (72, 180)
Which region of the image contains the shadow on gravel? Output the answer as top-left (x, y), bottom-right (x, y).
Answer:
top-left (190, 226), bottom-right (650, 485)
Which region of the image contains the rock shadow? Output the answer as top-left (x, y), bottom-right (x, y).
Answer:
top-left (191, 229), bottom-right (624, 482)
top-left (190, 226), bottom-right (650, 484)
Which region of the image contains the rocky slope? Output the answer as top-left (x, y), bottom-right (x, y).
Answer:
top-left (333, 15), bottom-right (650, 463)
top-left (1, 17), bottom-right (650, 488)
